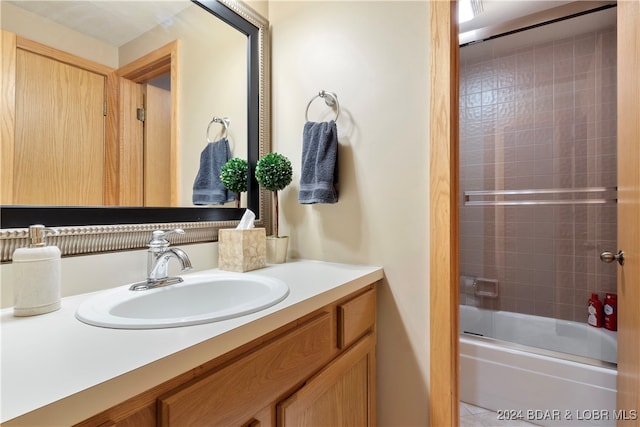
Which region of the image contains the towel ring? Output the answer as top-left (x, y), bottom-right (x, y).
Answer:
top-left (305, 90), bottom-right (340, 122)
top-left (206, 116), bottom-right (230, 143)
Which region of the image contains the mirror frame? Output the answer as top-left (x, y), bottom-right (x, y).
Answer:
top-left (0, 0), bottom-right (270, 262)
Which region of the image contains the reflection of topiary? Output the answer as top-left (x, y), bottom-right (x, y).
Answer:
top-left (255, 153), bottom-right (292, 238)
top-left (220, 158), bottom-right (248, 208)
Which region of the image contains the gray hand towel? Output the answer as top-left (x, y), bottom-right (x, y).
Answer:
top-left (192, 138), bottom-right (235, 205)
top-left (298, 120), bottom-right (339, 204)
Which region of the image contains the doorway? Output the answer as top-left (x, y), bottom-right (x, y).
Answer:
top-left (112, 40), bottom-right (179, 207)
top-left (459, 5), bottom-right (618, 421)
top-left (428, 1), bottom-right (640, 426)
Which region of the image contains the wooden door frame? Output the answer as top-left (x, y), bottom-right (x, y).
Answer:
top-left (429, 2), bottom-right (640, 426)
top-left (110, 40), bottom-right (180, 206)
top-left (616, 0), bottom-right (640, 422)
top-left (1, 30), bottom-right (17, 205)
top-left (429, 1), bottom-right (459, 426)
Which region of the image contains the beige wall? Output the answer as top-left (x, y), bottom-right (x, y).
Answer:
top-left (1, 2), bottom-right (433, 423)
top-left (0, 2), bottom-right (118, 67)
top-left (269, 2), bottom-right (430, 425)
top-left (0, 242), bottom-right (219, 308)
top-left (119, 5), bottom-right (248, 207)
top-left (244, 0), bottom-right (269, 21)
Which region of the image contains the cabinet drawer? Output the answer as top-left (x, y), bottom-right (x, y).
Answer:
top-left (338, 289), bottom-right (376, 349)
top-left (158, 312), bottom-right (333, 427)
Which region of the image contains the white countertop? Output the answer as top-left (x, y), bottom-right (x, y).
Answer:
top-left (1, 260), bottom-right (383, 425)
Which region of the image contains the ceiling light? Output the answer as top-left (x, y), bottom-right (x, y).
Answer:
top-left (459, 0), bottom-right (484, 24)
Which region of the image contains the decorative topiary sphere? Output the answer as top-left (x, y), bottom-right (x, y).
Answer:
top-left (255, 153), bottom-right (293, 192)
top-left (220, 158), bottom-right (249, 194)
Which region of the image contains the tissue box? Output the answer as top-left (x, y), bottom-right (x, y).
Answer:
top-left (218, 228), bottom-right (266, 272)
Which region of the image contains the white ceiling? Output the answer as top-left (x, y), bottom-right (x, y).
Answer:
top-left (459, 0), bottom-right (576, 33)
top-left (8, 1), bottom-right (192, 47)
top-left (9, 1), bottom-right (614, 50)
top-left (460, 3), bottom-right (616, 61)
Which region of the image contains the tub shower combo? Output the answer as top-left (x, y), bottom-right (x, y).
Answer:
top-left (458, 5), bottom-right (618, 426)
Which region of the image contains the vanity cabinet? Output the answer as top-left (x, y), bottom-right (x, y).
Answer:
top-left (277, 334), bottom-right (375, 427)
top-left (75, 285), bottom-right (376, 427)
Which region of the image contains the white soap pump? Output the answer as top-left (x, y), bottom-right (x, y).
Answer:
top-left (12, 224), bottom-right (62, 317)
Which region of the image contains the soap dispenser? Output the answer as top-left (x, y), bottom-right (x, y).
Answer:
top-left (12, 224), bottom-right (61, 317)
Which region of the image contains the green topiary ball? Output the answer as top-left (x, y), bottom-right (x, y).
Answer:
top-left (220, 158), bottom-right (249, 194)
top-left (255, 152), bottom-right (293, 192)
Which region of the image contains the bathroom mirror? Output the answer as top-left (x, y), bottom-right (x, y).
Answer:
top-left (0, 0), bottom-right (270, 260)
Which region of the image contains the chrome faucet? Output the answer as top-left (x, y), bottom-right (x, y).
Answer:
top-left (129, 229), bottom-right (193, 291)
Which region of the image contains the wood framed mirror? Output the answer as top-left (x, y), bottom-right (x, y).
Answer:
top-left (0, 0), bottom-right (270, 261)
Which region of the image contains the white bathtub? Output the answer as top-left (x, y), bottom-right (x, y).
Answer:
top-left (460, 305), bottom-right (618, 427)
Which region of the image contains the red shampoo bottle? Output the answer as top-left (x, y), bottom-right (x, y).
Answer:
top-left (588, 293), bottom-right (603, 328)
top-left (604, 293), bottom-right (617, 331)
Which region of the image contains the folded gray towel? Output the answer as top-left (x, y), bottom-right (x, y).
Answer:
top-left (192, 138), bottom-right (235, 205)
top-left (298, 120), bottom-right (338, 204)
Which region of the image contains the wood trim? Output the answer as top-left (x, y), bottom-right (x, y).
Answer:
top-left (15, 36), bottom-right (113, 76)
top-left (118, 79), bottom-right (144, 206)
top-left (429, 1), bottom-right (459, 426)
top-left (616, 1), bottom-right (640, 423)
top-left (117, 40), bottom-right (179, 206)
top-left (368, 339), bottom-right (378, 427)
top-left (117, 41), bottom-right (177, 82)
top-left (104, 72), bottom-right (120, 205)
top-left (170, 40), bottom-right (180, 206)
top-left (143, 84), bottom-right (172, 206)
top-left (1, 30), bottom-right (16, 204)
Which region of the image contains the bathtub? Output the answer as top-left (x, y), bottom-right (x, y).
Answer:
top-left (460, 305), bottom-right (618, 427)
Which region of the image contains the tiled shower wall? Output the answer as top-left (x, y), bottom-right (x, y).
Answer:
top-left (459, 27), bottom-right (617, 322)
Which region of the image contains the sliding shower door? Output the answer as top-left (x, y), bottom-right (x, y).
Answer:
top-left (458, 7), bottom-right (618, 365)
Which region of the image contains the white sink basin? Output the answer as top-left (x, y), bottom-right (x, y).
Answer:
top-left (75, 272), bottom-right (289, 329)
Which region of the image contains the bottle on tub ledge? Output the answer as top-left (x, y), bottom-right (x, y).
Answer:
top-left (603, 293), bottom-right (617, 331)
top-left (12, 224), bottom-right (62, 317)
top-left (587, 293), bottom-right (603, 328)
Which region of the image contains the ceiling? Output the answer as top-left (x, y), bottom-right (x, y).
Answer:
top-left (7, 1), bottom-right (192, 47)
top-left (459, 0), bottom-right (576, 33)
top-left (460, 2), bottom-right (616, 60)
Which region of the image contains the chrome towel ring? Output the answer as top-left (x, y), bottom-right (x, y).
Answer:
top-left (305, 90), bottom-right (340, 122)
top-left (206, 116), bottom-right (230, 142)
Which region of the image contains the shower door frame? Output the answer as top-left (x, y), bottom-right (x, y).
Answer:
top-left (428, 1), bottom-right (640, 426)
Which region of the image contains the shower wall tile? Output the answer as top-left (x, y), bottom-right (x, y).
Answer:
top-left (556, 303), bottom-right (575, 321)
top-left (459, 26), bottom-right (617, 323)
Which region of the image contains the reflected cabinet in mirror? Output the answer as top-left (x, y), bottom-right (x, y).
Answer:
top-left (0, 0), bottom-right (270, 260)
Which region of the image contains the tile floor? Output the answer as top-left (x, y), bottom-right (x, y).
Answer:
top-left (460, 402), bottom-right (540, 426)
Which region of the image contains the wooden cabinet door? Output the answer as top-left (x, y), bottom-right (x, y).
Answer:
top-left (14, 48), bottom-right (105, 205)
top-left (277, 334), bottom-right (376, 427)
top-left (158, 313), bottom-right (334, 427)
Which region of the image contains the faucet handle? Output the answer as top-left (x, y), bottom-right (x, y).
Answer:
top-left (148, 228), bottom-right (185, 248)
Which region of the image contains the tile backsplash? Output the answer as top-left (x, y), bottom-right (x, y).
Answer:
top-left (459, 27), bottom-right (617, 322)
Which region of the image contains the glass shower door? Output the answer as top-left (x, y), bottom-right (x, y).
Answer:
top-left (458, 8), bottom-right (618, 365)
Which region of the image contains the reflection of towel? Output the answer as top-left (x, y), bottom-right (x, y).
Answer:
top-left (298, 121), bottom-right (339, 204)
top-left (192, 138), bottom-right (234, 205)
